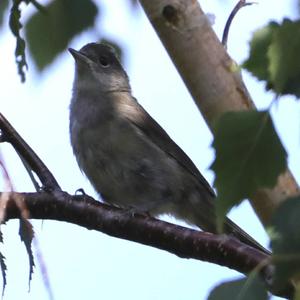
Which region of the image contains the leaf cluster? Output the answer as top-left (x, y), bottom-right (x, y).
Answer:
top-left (209, 17), bottom-right (300, 300)
top-left (244, 19), bottom-right (300, 98)
top-left (0, 0), bottom-right (137, 81)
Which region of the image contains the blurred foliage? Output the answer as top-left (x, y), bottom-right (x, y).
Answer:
top-left (226, 13), bottom-right (300, 296)
top-left (243, 23), bottom-right (277, 82)
top-left (208, 275), bottom-right (268, 300)
top-left (9, 1), bottom-right (29, 82)
top-left (0, 0), bottom-right (9, 27)
top-left (25, 0), bottom-right (98, 71)
top-left (8, 0), bottom-right (45, 82)
top-left (0, 230), bottom-right (7, 297)
top-left (244, 19), bottom-right (300, 98)
top-left (210, 110), bottom-right (287, 229)
top-left (2, 0), bottom-right (137, 81)
top-left (271, 197), bottom-right (300, 291)
top-left (295, 286), bottom-right (300, 300)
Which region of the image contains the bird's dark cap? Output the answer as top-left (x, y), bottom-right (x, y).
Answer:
top-left (69, 43), bottom-right (122, 69)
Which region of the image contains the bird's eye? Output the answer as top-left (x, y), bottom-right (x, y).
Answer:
top-left (98, 56), bottom-right (110, 67)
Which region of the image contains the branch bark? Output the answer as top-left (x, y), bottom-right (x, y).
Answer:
top-left (138, 0), bottom-right (299, 226)
top-left (0, 191), bottom-right (293, 298)
top-left (0, 113), bottom-right (61, 191)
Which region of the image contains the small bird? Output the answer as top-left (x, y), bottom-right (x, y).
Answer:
top-left (69, 42), bottom-right (268, 254)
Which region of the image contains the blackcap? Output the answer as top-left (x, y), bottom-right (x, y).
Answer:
top-left (69, 43), bottom-right (268, 254)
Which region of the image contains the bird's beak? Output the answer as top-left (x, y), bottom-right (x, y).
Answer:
top-left (68, 48), bottom-right (91, 65)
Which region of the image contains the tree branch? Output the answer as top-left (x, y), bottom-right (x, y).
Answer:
top-left (138, 0), bottom-right (299, 227)
top-left (0, 191), bottom-right (293, 298)
top-left (0, 113), bottom-right (61, 191)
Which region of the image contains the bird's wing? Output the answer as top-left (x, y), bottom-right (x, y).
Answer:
top-left (123, 98), bottom-right (215, 197)
top-left (122, 99), bottom-right (271, 255)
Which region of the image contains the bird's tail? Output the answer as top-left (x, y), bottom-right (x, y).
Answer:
top-left (175, 195), bottom-right (270, 255)
top-left (222, 217), bottom-right (271, 255)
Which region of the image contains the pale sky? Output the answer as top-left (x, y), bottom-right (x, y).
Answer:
top-left (0, 1), bottom-right (299, 300)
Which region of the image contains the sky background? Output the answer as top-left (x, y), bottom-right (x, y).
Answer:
top-left (0, 1), bottom-right (299, 299)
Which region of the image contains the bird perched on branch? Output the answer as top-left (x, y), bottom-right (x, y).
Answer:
top-left (69, 42), bottom-right (269, 255)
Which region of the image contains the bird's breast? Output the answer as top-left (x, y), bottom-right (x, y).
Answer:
top-left (70, 113), bottom-right (184, 211)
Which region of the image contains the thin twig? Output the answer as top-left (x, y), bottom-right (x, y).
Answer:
top-left (0, 113), bottom-right (61, 191)
top-left (222, 0), bottom-right (257, 48)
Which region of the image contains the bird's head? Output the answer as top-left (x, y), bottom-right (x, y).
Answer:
top-left (69, 43), bottom-right (131, 93)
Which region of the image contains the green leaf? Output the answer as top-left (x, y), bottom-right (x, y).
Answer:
top-left (0, 0), bottom-right (9, 28)
top-left (243, 19), bottom-right (300, 98)
top-left (243, 22), bottom-right (278, 81)
top-left (268, 19), bottom-right (300, 97)
top-left (0, 252), bottom-right (7, 298)
top-left (0, 230), bottom-right (7, 297)
top-left (270, 197), bottom-right (300, 289)
top-left (294, 286), bottom-right (300, 300)
top-left (19, 219), bottom-right (35, 288)
top-left (207, 276), bottom-right (268, 300)
top-left (210, 111), bottom-right (287, 227)
top-left (9, 1), bottom-right (28, 82)
top-left (25, 0), bottom-right (98, 70)
top-left (7, 1), bottom-right (44, 82)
